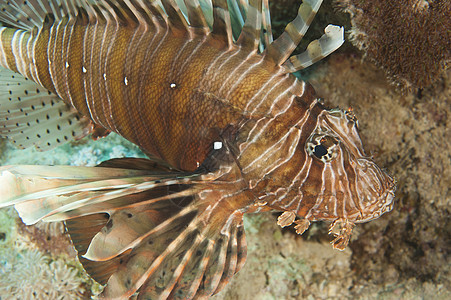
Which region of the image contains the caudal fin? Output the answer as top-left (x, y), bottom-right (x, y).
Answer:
top-left (0, 157), bottom-right (248, 299)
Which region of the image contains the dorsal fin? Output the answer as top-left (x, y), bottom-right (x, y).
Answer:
top-left (161, 0), bottom-right (189, 33)
top-left (283, 24), bottom-right (344, 72)
top-left (0, 0), bottom-right (93, 30)
top-left (237, 0), bottom-right (262, 51)
top-left (261, 0), bottom-right (273, 48)
top-left (184, 0), bottom-right (209, 33)
top-left (101, 0), bottom-right (140, 27)
top-left (227, 0), bottom-right (245, 41)
top-left (211, 0), bottom-right (233, 47)
top-left (0, 0), bottom-right (60, 30)
top-left (265, 0), bottom-right (323, 66)
top-left (143, 0), bottom-right (169, 28)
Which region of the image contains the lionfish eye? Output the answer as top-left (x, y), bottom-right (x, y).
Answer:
top-left (306, 135), bottom-right (339, 163)
top-left (313, 144), bottom-right (328, 158)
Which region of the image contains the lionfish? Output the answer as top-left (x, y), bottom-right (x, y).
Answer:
top-left (0, 0), bottom-right (395, 298)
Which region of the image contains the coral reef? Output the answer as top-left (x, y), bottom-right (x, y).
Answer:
top-left (0, 207), bottom-right (94, 299)
top-left (0, 249), bottom-right (89, 299)
top-left (15, 218), bottom-right (75, 257)
top-left (214, 214), bottom-right (354, 299)
top-left (335, 0), bottom-right (450, 90)
top-left (0, 131), bottom-right (145, 166)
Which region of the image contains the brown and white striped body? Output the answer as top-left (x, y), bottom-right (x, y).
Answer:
top-left (0, 1), bottom-right (395, 299)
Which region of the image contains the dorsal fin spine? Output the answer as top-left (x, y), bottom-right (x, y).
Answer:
top-left (211, 0), bottom-right (233, 48)
top-left (236, 0), bottom-right (262, 51)
top-left (282, 24), bottom-right (344, 73)
top-left (183, 0), bottom-right (209, 34)
top-left (161, 0), bottom-right (189, 34)
top-left (265, 0), bottom-right (323, 66)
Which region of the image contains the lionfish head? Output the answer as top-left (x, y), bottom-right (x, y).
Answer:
top-left (304, 108), bottom-right (396, 223)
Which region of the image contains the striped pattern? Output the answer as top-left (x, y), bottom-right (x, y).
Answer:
top-left (0, 0), bottom-right (395, 299)
top-left (265, 0), bottom-right (323, 65)
top-left (0, 0), bottom-right (344, 169)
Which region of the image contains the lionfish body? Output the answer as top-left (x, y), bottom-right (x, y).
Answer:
top-left (0, 0), bottom-right (395, 299)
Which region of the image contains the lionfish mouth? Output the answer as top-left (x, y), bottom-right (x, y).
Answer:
top-left (356, 173), bottom-right (396, 223)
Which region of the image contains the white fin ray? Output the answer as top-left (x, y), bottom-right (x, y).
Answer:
top-left (265, 0), bottom-right (323, 66)
top-left (0, 164), bottom-right (198, 224)
top-left (283, 24), bottom-right (345, 72)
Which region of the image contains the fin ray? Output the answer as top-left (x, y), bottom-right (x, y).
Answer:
top-left (237, 0), bottom-right (262, 51)
top-left (283, 24), bottom-right (345, 72)
top-left (0, 69), bottom-right (93, 151)
top-left (183, 0), bottom-right (209, 32)
top-left (161, 0), bottom-right (189, 32)
top-left (265, 0), bottom-right (323, 65)
top-left (211, 0), bottom-right (233, 47)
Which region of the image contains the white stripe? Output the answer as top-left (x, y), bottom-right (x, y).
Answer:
top-left (250, 73), bottom-right (290, 115)
top-left (305, 163), bottom-right (329, 219)
top-left (51, 20), bottom-right (66, 98)
top-left (25, 30), bottom-right (37, 82)
top-left (99, 17), bottom-right (118, 132)
top-left (242, 117), bottom-right (300, 174)
top-left (17, 32), bottom-right (27, 75)
top-left (29, 29), bottom-right (41, 85)
top-left (104, 24), bottom-right (127, 133)
top-left (204, 46), bottom-right (241, 87)
top-left (239, 79), bottom-right (305, 157)
top-left (177, 35), bottom-right (207, 74)
top-left (222, 51), bottom-right (265, 98)
top-left (62, 20), bottom-right (75, 107)
top-left (11, 30), bottom-right (24, 74)
top-left (118, 23), bottom-right (148, 143)
top-left (32, 22), bottom-right (47, 87)
top-left (217, 49), bottom-right (257, 95)
top-left (86, 19), bottom-right (101, 124)
top-left (168, 37), bottom-right (192, 78)
top-left (268, 100), bottom-right (318, 209)
top-left (243, 70), bottom-right (279, 113)
top-left (81, 23), bottom-right (95, 121)
top-left (238, 75), bottom-right (293, 155)
top-left (47, 20), bottom-right (60, 94)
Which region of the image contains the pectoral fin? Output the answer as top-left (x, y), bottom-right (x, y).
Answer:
top-left (0, 157), bottom-right (249, 299)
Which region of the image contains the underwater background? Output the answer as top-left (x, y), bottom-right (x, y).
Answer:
top-left (0, 0), bottom-right (449, 299)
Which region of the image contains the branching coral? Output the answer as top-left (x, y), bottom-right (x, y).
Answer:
top-left (335, 0), bottom-right (450, 89)
top-left (0, 208), bottom-right (100, 299)
top-left (0, 249), bottom-right (89, 299)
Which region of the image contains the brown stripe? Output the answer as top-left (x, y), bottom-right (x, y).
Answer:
top-left (66, 15), bottom-right (91, 116)
top-left (1, 28), bottom-right (19, 73)
top-left (33, 19), bottom-right (55, 92)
